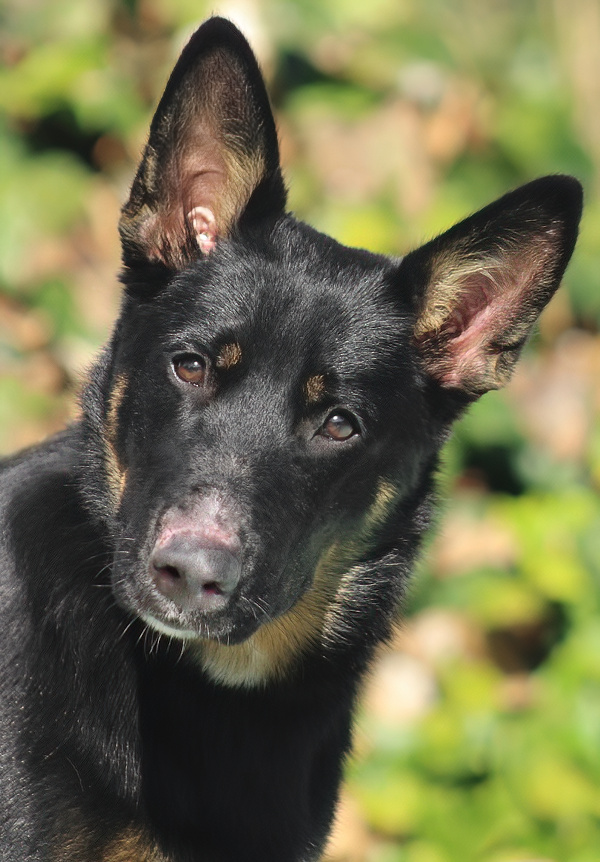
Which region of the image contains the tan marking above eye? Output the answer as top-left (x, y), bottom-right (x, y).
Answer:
top-left (216, 342), bottom-right (242, 370)
top-left (304, 374), bottom-right (326, 404)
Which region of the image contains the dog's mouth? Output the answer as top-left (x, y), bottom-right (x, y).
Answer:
top-left (138, 606), bottom-right (260, 645)
top-left (115, 572), bottom-right (270, 644)
top-left (113, 552), bottom-right (269, 645)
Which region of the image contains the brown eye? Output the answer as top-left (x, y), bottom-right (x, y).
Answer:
top-left (321, 411), bottom-right (359, 442)
top-left (173, 354), bottom-right (207, 386)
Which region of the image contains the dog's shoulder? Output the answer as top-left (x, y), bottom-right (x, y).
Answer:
top-left (0, 426), bottom-right (94, 603)
top-left (0, 427), bottom-right (82, 492)
top-left (0, 428), bottom-right (81, 623)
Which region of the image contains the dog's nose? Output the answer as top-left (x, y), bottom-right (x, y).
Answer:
top-left (150, 534), bottom-right (241, 613)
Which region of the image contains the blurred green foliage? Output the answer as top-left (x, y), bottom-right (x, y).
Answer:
top-left (1, 1), bottom-right (599, 860)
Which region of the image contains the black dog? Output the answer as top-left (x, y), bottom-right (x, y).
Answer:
top-left (0, 17), bottom-right (582, 862)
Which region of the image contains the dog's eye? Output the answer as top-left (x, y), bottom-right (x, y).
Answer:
top-left (320, 411), bottom-right (359, 442)
top-left (172, 354), bottom-right (207, 385)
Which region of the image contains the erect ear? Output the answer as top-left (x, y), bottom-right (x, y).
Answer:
top-left (400, 176), bottom-right (583, 399)
top-left (119, 17), bottom-right (286, 271)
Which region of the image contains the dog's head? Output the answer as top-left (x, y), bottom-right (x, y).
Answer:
top-left (82, 18), bottom-right (581, 686)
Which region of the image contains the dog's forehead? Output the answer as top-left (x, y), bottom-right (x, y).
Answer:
top-left (164, 227), bottom-right (407, 367)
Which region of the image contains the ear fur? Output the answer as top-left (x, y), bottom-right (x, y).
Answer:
top-left (120, 17), bottom-right (286, 271)
top-left (402, 176), bottom-right (583, 398)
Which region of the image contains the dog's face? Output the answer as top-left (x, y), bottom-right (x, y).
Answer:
top-left (83, 19), bottom-right (581, 685)
top-left (103, 229), bottom-right (433, 650)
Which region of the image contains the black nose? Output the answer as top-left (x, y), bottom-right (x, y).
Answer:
top-left (150, 534), bottom-right (241, 613)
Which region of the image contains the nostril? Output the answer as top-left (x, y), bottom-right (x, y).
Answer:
top-left (152, 564), bottom-right (223, 596)
top-left (152, 564), bottom-right (181, 597)
top-left (159, 565), bottom-right (181, 581)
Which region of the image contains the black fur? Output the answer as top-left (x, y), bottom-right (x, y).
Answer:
top-left (0, 18), bottom-right (582, 862)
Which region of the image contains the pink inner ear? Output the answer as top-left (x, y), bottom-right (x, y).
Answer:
top-left (437, 276), bottom-right (494, 339)
top-left (415, 259), bottom-right (538, 395)
top-left (435, 274), bottom-right (502, 388)
top-left (187, 206), bottom-right (218, 254)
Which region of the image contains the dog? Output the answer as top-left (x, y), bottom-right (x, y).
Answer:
top-left (0, 16), bottom-right (582, 862)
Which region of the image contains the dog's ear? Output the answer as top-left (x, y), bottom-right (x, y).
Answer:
top-left (400, 176), bottom-right (582, 399)
top-left (119, 17), bottom-right (286, 270)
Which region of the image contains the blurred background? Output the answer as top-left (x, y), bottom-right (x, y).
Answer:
top-left (1, 0), bottom-right (599, 859)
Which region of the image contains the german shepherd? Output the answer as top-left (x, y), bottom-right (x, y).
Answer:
top-left (0, 17), bottom-right (582, 862)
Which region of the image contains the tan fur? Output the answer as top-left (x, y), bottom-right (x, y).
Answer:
top-left (198, 478), bottom-right (400, 688)
top-left (54, 820), bottom-right (167, 862)
top-left (100, 827), bottom-right (168, 862)
top-left (103, 373), bottom-right (128, 506)
top-left (413, 248), bottom-right (504, 340)
top-left (198, 573), bottom-right (335, 688)
top-left (361, 478), bottom-right (398, 534)
top-left (304, 373), bottom-right (326, 404)
top-left (216, 341), bottom-right (242, 370)
top-left (219, 147), bottom-right (265, 237)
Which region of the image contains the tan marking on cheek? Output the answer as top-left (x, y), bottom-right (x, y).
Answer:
top-left (116, 467), bottom-right (128, 502)
top-left (314, 479), bottom-right (401, 575)
top-left (103, 373), bottom-right (129, 507)
top-left (216, 342), bottom-right (242, 370)
top-left (362, 479), bottom-right (398, 533)
top-left (105, 373), bottom-right (128, 447)
top-left (321, 479), bottom-right (401, 643)
top-left (304, 373), bottom-right (326, 404)
top-left (103, 441), bottom-right (128, 507)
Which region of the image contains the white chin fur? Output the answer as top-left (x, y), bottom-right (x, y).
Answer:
top-left (140, 613), bottom-right (198, 640)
